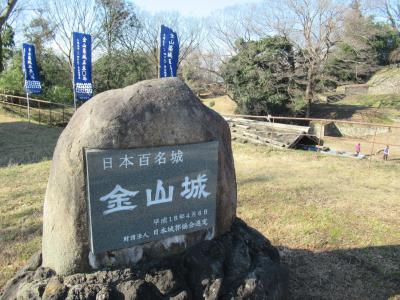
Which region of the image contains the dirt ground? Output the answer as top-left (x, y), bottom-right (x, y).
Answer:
top-left (323, 127), bottom-right (400, 161)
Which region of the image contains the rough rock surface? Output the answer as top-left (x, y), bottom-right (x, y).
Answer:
top-left (2, 219), bottom-right (288, 300)
top-left (41, 78), bottom-right (237, 275)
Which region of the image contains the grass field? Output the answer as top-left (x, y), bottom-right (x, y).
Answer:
top-left (0, 111), bottom-right (399, 299)
top-left (333, 93), bottom-right (400, 123)
top-left (0, 101), bottom-right (73, 126)
top-left (0, 109), bottom-right (62, 167)
top-left (202, 95), bottom-right (237, 115)
top-left (235, 144), bottom-right (400, 299)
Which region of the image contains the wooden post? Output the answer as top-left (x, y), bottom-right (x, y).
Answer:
top-left (73, 91), bottom-right (77, 112)
top-left (368, 127), bottom-right (378, 169)
top-left (49, 104), bottom-right (52, 125)
top-left (62, 106), bottom-right (65, 124)
top-left (26, 93), bottom-right (30, 123)
top-left (38, 102), bottom-right (41, 125)
top-left (318, 122), bottom-right (323, 146)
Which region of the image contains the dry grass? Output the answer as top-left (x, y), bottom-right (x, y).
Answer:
top-left (0, 108), bottom-right (62, 167)
top-left (0, 110), bottom-right (62, 288)
top-left (234, 144), bottom-right (400, 299)
top-left (338, 94), bottom-right (400, 110)
top-left (0, 161), bottom-right (50, 288)
top-left (0, 102), bottom-right (73, 126)
top-left (322, 127), bottom-right (400, 160)
top-left (0, 110), bottom-right (399, 299)
top-left (324, 138), bottom-right (400, 161)
top-left (202, 95), bottom-right (237, 115)
top-left (235, 144), bottom-right (400, 249)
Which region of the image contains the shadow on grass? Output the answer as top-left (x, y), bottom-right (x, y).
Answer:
top-left (0, 121), bottom-right (62, 167)
top-left (310, 103), bottom-right (367, 120)
top-left (239, 175), bottom-right (276, 185)
top-left (280, 245), bottom-right (400, 300)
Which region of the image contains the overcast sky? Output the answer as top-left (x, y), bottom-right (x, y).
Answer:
top-left (133, 0), bottom-right (264, 17)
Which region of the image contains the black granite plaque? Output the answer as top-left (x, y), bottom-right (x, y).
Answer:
top-left (85, 141), bottom-right (218, 254)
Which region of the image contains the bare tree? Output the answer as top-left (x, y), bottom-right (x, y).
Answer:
top-left (39, 0), bottom-right (100, 79)
top-left (206, 4), bottom-right (265, 60)
top-left (198, 51), bottom-right (225, 80)
top-left (0, 0), bottom-right (18, 72)
top-left (23, 14), bottom-right (54, 58)
top-left (383, 0), bottom-right (400, 31)
top-left (136, 10), bottom-right (204, 77)
top-left (264, 0), bottom-right (344, 116)
top-left (0, 0), bottom-right (17, 28)
top-left (95, 0), bottom-right (140, 89)
top-left (333, 1), bottom-right (383, 81)
top-left (181, 49), bottom-right (224, 86)
top-left (365, 0), bottom-right (400, 30)
top-left (117, 3), bottom-right (141, 55)
top-left (186, 3), bottom-right (266, 88)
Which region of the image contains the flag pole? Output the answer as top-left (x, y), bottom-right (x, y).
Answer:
top-left (26, 92), bottom-right (30, 123)
top-left (158, 26), bottom-right (161, 79)
top-left (72, 33), bottom-right (77, 112)
top-left (72, 60), bottom-right (77, 111)
top-left (73, 82), bottom-right (77, 112)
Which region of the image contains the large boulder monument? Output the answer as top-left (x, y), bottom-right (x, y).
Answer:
top-left (2, 78), bottom-right (288, 300)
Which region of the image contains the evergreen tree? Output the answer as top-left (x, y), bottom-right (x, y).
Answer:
top-left (93, 50), bottom-right (153, 93)
top-left (222, 37), bottom-right (300, 115)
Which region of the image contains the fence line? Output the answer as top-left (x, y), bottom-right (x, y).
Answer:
top-left (224, 114), bottom-right (400, 159)
top-left (0, 93), bottom-right (73, 126)
top-left (0, 95), bottom-right (398, 153)
top-left (273, 132), bottom-right (400, 148)
top-left (223, 113), bottom-right (400, 129)
top-left (325, 135), bottom-right (400, 148)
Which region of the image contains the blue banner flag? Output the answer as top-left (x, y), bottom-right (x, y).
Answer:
top-left (22, 43), bottom-right (42, 94)
top-left (73, 32), bottom-right (93, 101)
top-left (159, 25), bottom-right (179, 78)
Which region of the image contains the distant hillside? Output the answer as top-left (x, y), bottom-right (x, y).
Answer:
top-left (314, 67), bottom-right (400, 123)
top-left (367, 67), bottom-right (400, 95)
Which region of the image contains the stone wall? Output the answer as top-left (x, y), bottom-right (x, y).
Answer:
top-left (335, 123), bottom-right (390, 137)
top-left (310, 121), bottom-right (390, 138)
